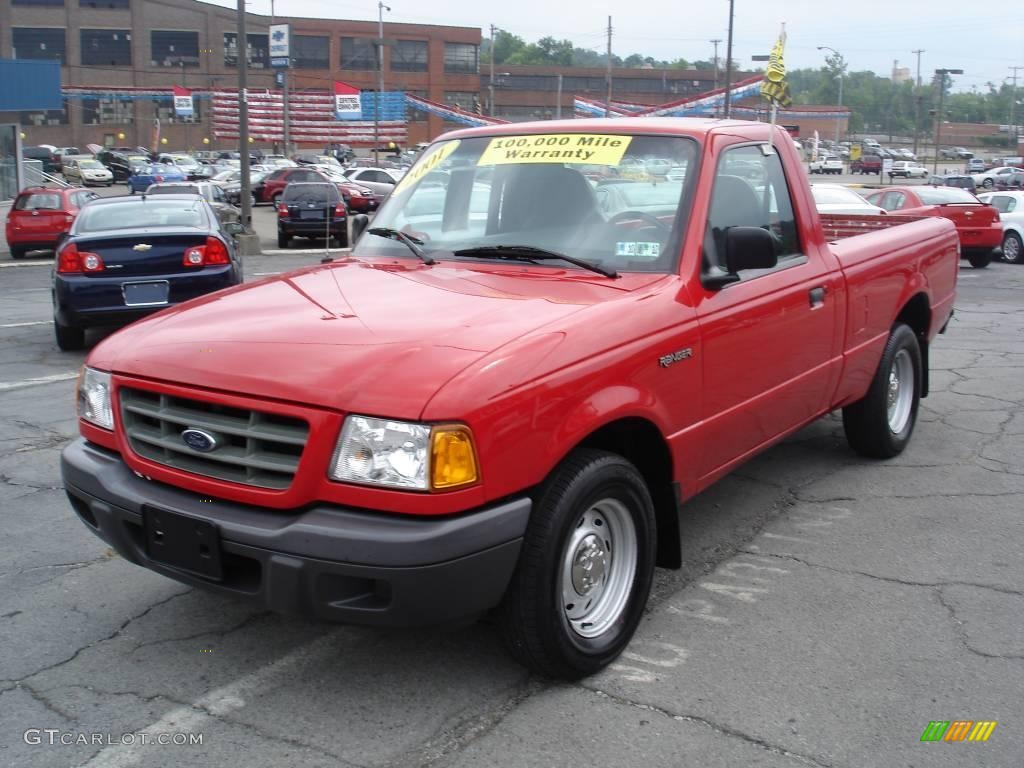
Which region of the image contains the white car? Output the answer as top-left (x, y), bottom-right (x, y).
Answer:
top-left (809, 155), bottom-right (844, 175)
top-left (62, 157), bottom-right (114, 186)
top-left (978, 190), bottom-right (1024, 264)
top-left (344, 167), bottom-right (403, 185)
top-left (810, 183), bottom-right (885, 216)
top-left (971, 166), bottom-right (1022, 189)
top-left (888, 161), bottom-right (929, 179)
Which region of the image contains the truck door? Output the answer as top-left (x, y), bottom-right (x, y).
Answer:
top-left (693, 143), bottom-right (840, 479)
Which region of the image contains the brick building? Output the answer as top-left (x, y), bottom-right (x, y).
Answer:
top-left (0, 0), bottom-right (480, 149)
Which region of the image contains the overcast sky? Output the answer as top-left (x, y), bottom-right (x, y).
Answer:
top-left (210, 0), bottom-right (1021, 94)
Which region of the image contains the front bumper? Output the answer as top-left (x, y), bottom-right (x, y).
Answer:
top-left (61, 439), bottom-right (529, 627)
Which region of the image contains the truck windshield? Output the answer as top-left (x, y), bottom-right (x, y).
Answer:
top-left (359, 133), bottom-right (698, 273)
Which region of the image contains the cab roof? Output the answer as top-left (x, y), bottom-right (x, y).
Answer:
top-left (438, 117), bottom-right (782, 143)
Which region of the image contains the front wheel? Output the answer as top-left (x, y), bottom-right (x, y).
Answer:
top-left (842, 323), bottom-right (921, 458)
top-left (498, 449), bottom-right (656, 679)
top-left (1001, 231), bottom-right (1023, 264)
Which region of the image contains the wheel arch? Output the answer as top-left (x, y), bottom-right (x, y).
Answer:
top-left (895, 292), bottom-right (932, 397)
top-left (569, 416), bottom-right (681, 569)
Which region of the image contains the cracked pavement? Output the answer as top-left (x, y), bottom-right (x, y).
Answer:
top-left (1, 255), bottom-right (1022, 767)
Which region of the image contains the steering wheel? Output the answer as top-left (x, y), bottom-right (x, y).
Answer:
top-left (607, 210), bottom-right (671, 233)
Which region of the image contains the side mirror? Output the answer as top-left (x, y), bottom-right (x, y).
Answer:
top-left (724, 226), bottom-right (777, 274)
top-left (350, 213), bottom-right (370, 243)
top-left (224, 221), bottom-right (244, 237)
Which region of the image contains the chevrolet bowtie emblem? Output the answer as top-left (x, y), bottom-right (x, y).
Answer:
top-left (132, 243), bottom-right (153, 252)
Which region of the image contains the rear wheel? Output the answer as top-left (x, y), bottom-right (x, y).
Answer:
top-left (1002, 232), bottom-right (1023, 264)
top-left (9, 246), bottom-right (27, 260)
top-left (498, 449), bottom-right (656, 679)
top-left (277, 231), bottom-right (291, 249)
top-left (967, 251), bottom-right (992, 269)
top-left (982, 178), bottom-right (994, 189)
top-left (54, 318), bottom-right (85, 351)
top-left (842, 323), bottom-right (921, 458)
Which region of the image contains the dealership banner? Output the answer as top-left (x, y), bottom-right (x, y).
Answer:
top-left (172, 86), bottom-right (193, 118)
top-left (333, 81), bottom-right (362, 120)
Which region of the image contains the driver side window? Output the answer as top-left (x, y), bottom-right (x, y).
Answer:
top-left (703, 144), bottom-right (801, 272)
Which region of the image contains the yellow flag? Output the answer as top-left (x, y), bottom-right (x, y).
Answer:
top-left (760, 24), bottom-right (792, 107)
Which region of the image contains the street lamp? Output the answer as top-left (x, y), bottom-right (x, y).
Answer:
top-left (375, 2), bottom-right (391, 165)
top-left (932, 67), bottom-right (964, 174)
top-left (817, 46), bottom-right (844, 144)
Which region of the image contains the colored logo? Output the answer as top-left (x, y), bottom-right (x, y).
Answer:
top-left (181, 428), bottom-right (219, 453)
top-left (920, 721), bottom-right (997, 742)
top-left (272, 29), bottom-right (285, 42)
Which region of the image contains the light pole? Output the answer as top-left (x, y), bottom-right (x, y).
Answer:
top-left (375, 1), bottom-right (390, 165)
top-left (932, 67), bottom-right (963, 174)
top-left (710, 38), bottom-right (721, 90)
top-left (723, 0), bottom-right (734, 117)
top-left (488, 24), bottom-right (497, 116)
top-left (817, 46), bottom-right (844, 144)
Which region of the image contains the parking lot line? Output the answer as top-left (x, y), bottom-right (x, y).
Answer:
top-left (0, 371), bottom-right (79, 392)
top-left (82, 630), bottom-right (345, 768)
top-left (0, 260), bottom-right (51, 268)
top-left (0, 320), bottom-right (50, 328)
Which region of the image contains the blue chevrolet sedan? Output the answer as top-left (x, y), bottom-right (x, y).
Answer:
top-left (127, 163), bottom-right (187, 194)
top-left (51, 195), bottom-right (243, 350)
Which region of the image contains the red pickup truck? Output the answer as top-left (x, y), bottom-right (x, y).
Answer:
top-left (62, 119), bottom-right (958, 679)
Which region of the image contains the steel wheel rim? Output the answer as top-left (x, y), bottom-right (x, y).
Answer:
top-left (560, 498), bottom-right (637, 639)
top-left (1004, 235), bottom-right (1021, 262)
top-left (887, 349), bottom-right (914, 433)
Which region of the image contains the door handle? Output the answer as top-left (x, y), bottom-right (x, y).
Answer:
top-left (809, 286), bottom-right (827, 307)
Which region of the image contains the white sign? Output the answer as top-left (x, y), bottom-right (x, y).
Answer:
top-left (173, 95), bottom-right (193, 118)
top-left (269, 24), bottom-right (290, 64)
top-left (334, 93), bottom-right (362, 121)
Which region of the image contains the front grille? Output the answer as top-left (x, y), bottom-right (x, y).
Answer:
top-left (119, 387), bottom-right (309, 490)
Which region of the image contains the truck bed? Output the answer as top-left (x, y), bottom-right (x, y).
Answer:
top-left (819, 213), bottom-right (926, 241)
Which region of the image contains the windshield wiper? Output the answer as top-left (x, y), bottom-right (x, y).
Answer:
top-left (366, 227), bottom-right (435, 265)
top-left (451, 245), bottom-right (618, 278)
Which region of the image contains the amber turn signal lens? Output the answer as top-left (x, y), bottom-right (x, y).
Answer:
top-left (430, 426), bottom-right (479, 490)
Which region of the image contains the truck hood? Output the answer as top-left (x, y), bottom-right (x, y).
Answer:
top-left (90, 257), bottom-right (663, 418)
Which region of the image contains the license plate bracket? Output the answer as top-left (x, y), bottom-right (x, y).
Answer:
top-left (143, 506), bottom-right (223, 580)
top-left (123, 280), bottom-right (169, 307)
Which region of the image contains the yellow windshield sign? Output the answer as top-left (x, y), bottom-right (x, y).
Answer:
top-left (393, 140), bottom-right (461, 195)
top-left (478, 134), bottom-right (633, 166)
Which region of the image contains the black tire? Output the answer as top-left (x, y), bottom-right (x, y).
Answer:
top-left (9, 246), bottom-right (27, 260)
top-left (1001, 231), bottom-right (1023, 264)
top-left (332, 233), bottom-right (348, 248)
top-left (277, 232), bottom-right (290, 249)
top-left (54, 319), bottom-right (85, 351)
top-left (498, 449), bottom-right (656, 680)
top-left (842, 323), bottom-right (921, 459)
top-left (981, 178), bottom-right (993, 188)
top-left (968, 252), bottom-right (992, 269)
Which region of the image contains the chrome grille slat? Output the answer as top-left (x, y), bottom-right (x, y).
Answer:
top-left (120, 387), bottom-right (309, 490)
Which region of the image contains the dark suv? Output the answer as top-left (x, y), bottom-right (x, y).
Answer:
top-left (851, 154), bottom-right (882, 174)
top-left (22, 146), bottom-right (61, 175)
top-left (97, 149), bottom-right (152, 182)
top-left (276, 182), bottom-right (348, 248)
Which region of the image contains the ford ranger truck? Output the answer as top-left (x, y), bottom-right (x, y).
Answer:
top-left (62, 119), bottom-right (958, 680)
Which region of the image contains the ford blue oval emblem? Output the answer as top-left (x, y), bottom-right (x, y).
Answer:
top-left (181, 428), bottom-right (218, 453)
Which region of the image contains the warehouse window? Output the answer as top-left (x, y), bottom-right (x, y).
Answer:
top-left (223, 33), bottom-right (269, 69)
top-left (391, 40), bottom-right (427, 72)
top-left (79, 0), bottom-right (130, 7)
top-left (12, 29), bottom-right (67, 64)
top-left (293, 35), bottom-right (329, 69)
top-left (20, 102), bottom-right (70, 126)
top-left (340, 37), bottom-right (376, 70)
top-left (403, 89), bottom-right (427, 122)
top-left (154, 99), bottom-right (202, 124)
top-left (81, 97), bottom-right (134, 125)
top-left (81, 30), bottom-right (131, 66)
top-left (13, 0), bottom-right (64, 6)
top-left (444, 43), bottom-right (478, 74)
top-left (443, 91), bottom-right (479, 111)
top-left (151, 31), bottom-right (199, 67)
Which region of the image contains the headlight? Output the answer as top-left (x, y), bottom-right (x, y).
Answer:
top-left (77, 366), bottom-right (113, 429)
top-left (329, 415), bottom-right (478, 491)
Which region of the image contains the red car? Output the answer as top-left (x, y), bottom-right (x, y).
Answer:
top-left (337, 181), bottom-right (379, 213)
top-left (259, 167), bottom-right (334, 204)
top-left (5, 187), bottom-right (100, 259)
top-left (865, 186), bottom-right (1002, 268)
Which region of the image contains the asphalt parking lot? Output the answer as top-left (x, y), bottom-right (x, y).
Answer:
top-left (1, 247), bottom-right (1022, 767)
